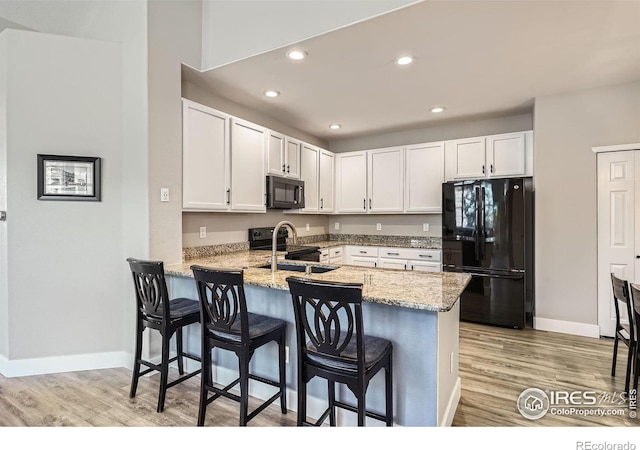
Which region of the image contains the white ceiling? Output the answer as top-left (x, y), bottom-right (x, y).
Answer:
top-left (183, 0), bottom-right (640, 140)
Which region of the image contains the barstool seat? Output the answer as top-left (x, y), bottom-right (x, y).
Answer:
top-left (306, 335), bottom-right (392, 372)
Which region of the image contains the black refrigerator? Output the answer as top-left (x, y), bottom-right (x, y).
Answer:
top-left (442, 177), bottom-right (534, 328)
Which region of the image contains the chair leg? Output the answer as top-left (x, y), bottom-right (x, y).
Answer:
top-left (176, 328), bottom-right (184, 376)
top-left (197, 343), bottom-right (210, 426)
top-left (357, 388), bottom-right (366, 427)
top-left (157, 331), bottom-right (170, 413)
top-left (634, 345), bottom-right (639, 393)
top-left (238, 351), bottom-right (250, 426)
top-left (129, 319), bottom-right (143, 399)
top-left (385, 353), bottom-right (393, 427)
top-left (297, 373), bottom-right (306, 426)
top-left (279, 329), bottom-right (287, 414)
top-left (328, 380), bottom-right (336, 426)
top-left (625, 343), bottom-right (633, 394)
top-left (612, 335), bottom-right (619, 377)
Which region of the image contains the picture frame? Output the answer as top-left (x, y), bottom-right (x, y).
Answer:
top-left (37, 154), bottom-right (102, 201)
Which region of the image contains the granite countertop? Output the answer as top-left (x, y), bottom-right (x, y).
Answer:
top-left (166, 250), bottom-right (470, 313)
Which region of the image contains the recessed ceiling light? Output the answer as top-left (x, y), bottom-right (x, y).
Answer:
top-left (329, 124), bottom-right (341, 130)
top-left (396, 56), bottom-right (414, 66)
top-left (430, 106), bottom-right (445, 113)
top-left (287, 50), bottom-right (307, 61)
top-left (263, 90), bottom-right (280, 98)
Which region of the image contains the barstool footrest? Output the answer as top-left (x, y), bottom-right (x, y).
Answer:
top-left (166, 368), bottom-right (201, 389)
top-left (333, 399), bottom-right (388, 423)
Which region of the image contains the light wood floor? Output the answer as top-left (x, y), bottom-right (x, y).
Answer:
top-left (0, 322), bottom-right (636, 426)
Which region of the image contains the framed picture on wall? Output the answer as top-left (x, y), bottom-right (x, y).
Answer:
top-left (37, 154), bottom-right (102, 201)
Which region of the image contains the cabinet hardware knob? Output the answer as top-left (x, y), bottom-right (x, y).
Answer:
top-left (282, 164), bottom-right (285, 171)
top-left (360, 251), bottom-right (367, 254)
top-left (369, 198), bottom-right (372, 209)
top-left (387, 252), bottom-right (399, 256)
top-left (226, 189), bottom-right (230, 205)
top-left (490, 164), bottom-right (494, 173)
top-left (482, 165), bottom-right (485, 174)
top-left (637, 255), bottom-right (640, 259)
top-left (363, 198), bottom-right (366, 210)
top-left (287, 165), bottom-right (290, 173)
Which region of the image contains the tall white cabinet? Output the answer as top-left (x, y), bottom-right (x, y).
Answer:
top-left (229, 118), bottom-right (266, 212)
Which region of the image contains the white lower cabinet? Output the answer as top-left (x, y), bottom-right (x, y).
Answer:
top-left (379, 258), bottom-right (408, 270)
top-left (408, 260), bottom-right (441, 272)
top-left (346, 245), bottom-right (441, 272)
top-left (350, 256), bottom-right (378, 268)
top-left (320, 246), bottom-right (344, 264)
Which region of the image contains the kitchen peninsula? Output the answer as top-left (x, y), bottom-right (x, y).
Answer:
top-left (165, 248), bottom-right (471, 426)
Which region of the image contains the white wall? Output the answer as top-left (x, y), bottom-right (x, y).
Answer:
top-left (201, 0), bottom-right (416, 69)
top-left (0, 32), bottom-right (8, 359)
top-left (534, 81), bottom-right (640, 329)
top-left (329, 113), bottom-right (533, 153)
top-left (148, 0), bottom-right (202, 264)
top-left (3, 30), bottom-right (123, 362)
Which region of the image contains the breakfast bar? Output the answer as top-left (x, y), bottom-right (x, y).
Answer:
top-left (165, 251), bottom-right (471, 427)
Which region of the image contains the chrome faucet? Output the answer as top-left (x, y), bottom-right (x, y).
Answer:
top-left (272, 221), bottom-right (297, 273)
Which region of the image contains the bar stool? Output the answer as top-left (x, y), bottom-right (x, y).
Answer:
top-left (610, 273), bottom-right (636, 394)
top-left (629, 283), bottom-right (640, 394)
top-left (126, 258), bottom-right (201, 412)
top-left (286, 276), bottom-right (393, 426)
top-left (191, 266), bottom-right (287, 426)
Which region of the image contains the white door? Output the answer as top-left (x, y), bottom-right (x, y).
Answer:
top-left (368, 147), bottom-right (404, 213)
top-left (597, 150), bottom-right (637, 337)
top-left (337, 151), bottom-right (368, 213)
top-left (447, 137), bottom-right (486, 180)
top-left (319, 149), bottom-right (335, 212)
top-left (405, 142), bottom-right (444, 213)
top-left (182, 100), bottom-right (230, 210)
top-left (300, 143), bottom-right (319, 212)
top-left (230, 118), bottom-right (266, 212)
top-left (285, 138), bottom-right (301, 179)
top-left (267, 130), bottom-right (285, 176)
top-left (486, 132), bottom-right (526, 178)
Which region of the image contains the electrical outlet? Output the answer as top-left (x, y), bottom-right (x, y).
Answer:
top-left (376, 223), bottom-right (382, 231)
top-left (423, 223), bottom-right (430, 232)
top-left (306, 223), bottom-right (310, 231)
top-left (285, 346), bottom-right (290, 364)
top-left (199, 227), bottom-right (206, 239)
top-left (334, 222), bottom-right (340, 230)
top-left (160, 188), bottom-right (169, 202)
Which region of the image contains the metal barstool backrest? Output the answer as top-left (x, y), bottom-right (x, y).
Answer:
top-left (191, 266), bottom-right (250, 342)
top-left (287, 276), bottom-right (365, 370)
top-left (127, 258), bottom-right (170, 324)
top-left (611, 273), bottom-right (636, 343)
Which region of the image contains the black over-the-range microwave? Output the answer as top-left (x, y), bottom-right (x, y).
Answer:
top-left (266, 175), bottom-right (305, 209)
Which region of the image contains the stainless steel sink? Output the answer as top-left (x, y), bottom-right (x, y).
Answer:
top-left (257, 263), bottom-right (338, 274)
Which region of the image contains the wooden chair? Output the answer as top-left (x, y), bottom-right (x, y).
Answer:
top-left (286, 276), bottom-right (393, 426)
top-left (191, 266), bottom-right (287, 426)
top-left (629, 283), bottom-right (640, 394)
top-left (610, 273), bottom-right (637, 394)
top-left (126, 258), bottom-right (201, 412)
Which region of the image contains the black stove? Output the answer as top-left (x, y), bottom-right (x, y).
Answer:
top-left (248, 227), bottom-right (320, 262)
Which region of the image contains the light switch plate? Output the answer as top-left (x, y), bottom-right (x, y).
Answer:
top-left (423, 223), bottom-right (429, 232)
top-left (160, 188), bottom-right (169, 202)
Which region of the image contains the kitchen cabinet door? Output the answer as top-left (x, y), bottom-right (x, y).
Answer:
top-left (182, 99), bottom-right (230, 211)
top-left (379, 258), bottom-right (408, 270)
top-left (300, 143), bottom-right (319, 212)
top-left (445, 136), bottom-right (486, 180)
top-left (285, 137), bottom-right (301, 179)
top-left (230, 118), bottom-right (266, 212)
top-left (337, 151), bottom-right (367, 213)
top-left (368, 147), bottom-right (404, 213)
top-left (266, 130), bottom-right (286, 177)
top-left (486, 131), bottom-right (528, 178)
top-left (409, 261), bottom-right (441, 272)
top-left (319, 149), bottom-right (335, 212)
top-left (405, 142), bottom-right (444, 213)
top-left (350, 256), bottom-right (377, 268)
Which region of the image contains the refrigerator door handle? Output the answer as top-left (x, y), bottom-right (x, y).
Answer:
top-left (474, 185), bottom-right (482, 261)
top-left (479, 185), bottom-right (486, 260)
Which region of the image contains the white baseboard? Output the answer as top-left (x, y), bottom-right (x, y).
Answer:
top-left (534, 317), bottom-right (600, 338)
top-left (0, 351), bottom-right (130, 378)
top-left (439, 376), bottom-right (461, 427)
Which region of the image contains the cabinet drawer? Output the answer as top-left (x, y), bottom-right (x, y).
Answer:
top-left (347, 246), bottom-right (379, 257)
top-left (378, 247), bottom-right (441, 262)
top-left (329, 246), bottom-right (343, 258)
top-left (320, 248), bottom-right (330, 258)
top-left (329, 255), bottom-right (344, 264)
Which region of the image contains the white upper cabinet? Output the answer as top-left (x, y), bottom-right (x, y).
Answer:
top-left (445, 130), bottom-right (533, 181)
top-left (336, 151), bottom-right (368, 213)
top-left (319, 149), bottom-right (335, 212)
top-left (266, 130), bottom-right (300, 179)
top-left (404, 142), bottom-right (444, 213)
top-left (299, 143), bottom-right (320, 212)
top-left (182, 99), bottom-right (231, 211)
top-left (368, 147), bottom-right (404, 213)
top-left (229, 118), bottom-right (266, 212)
